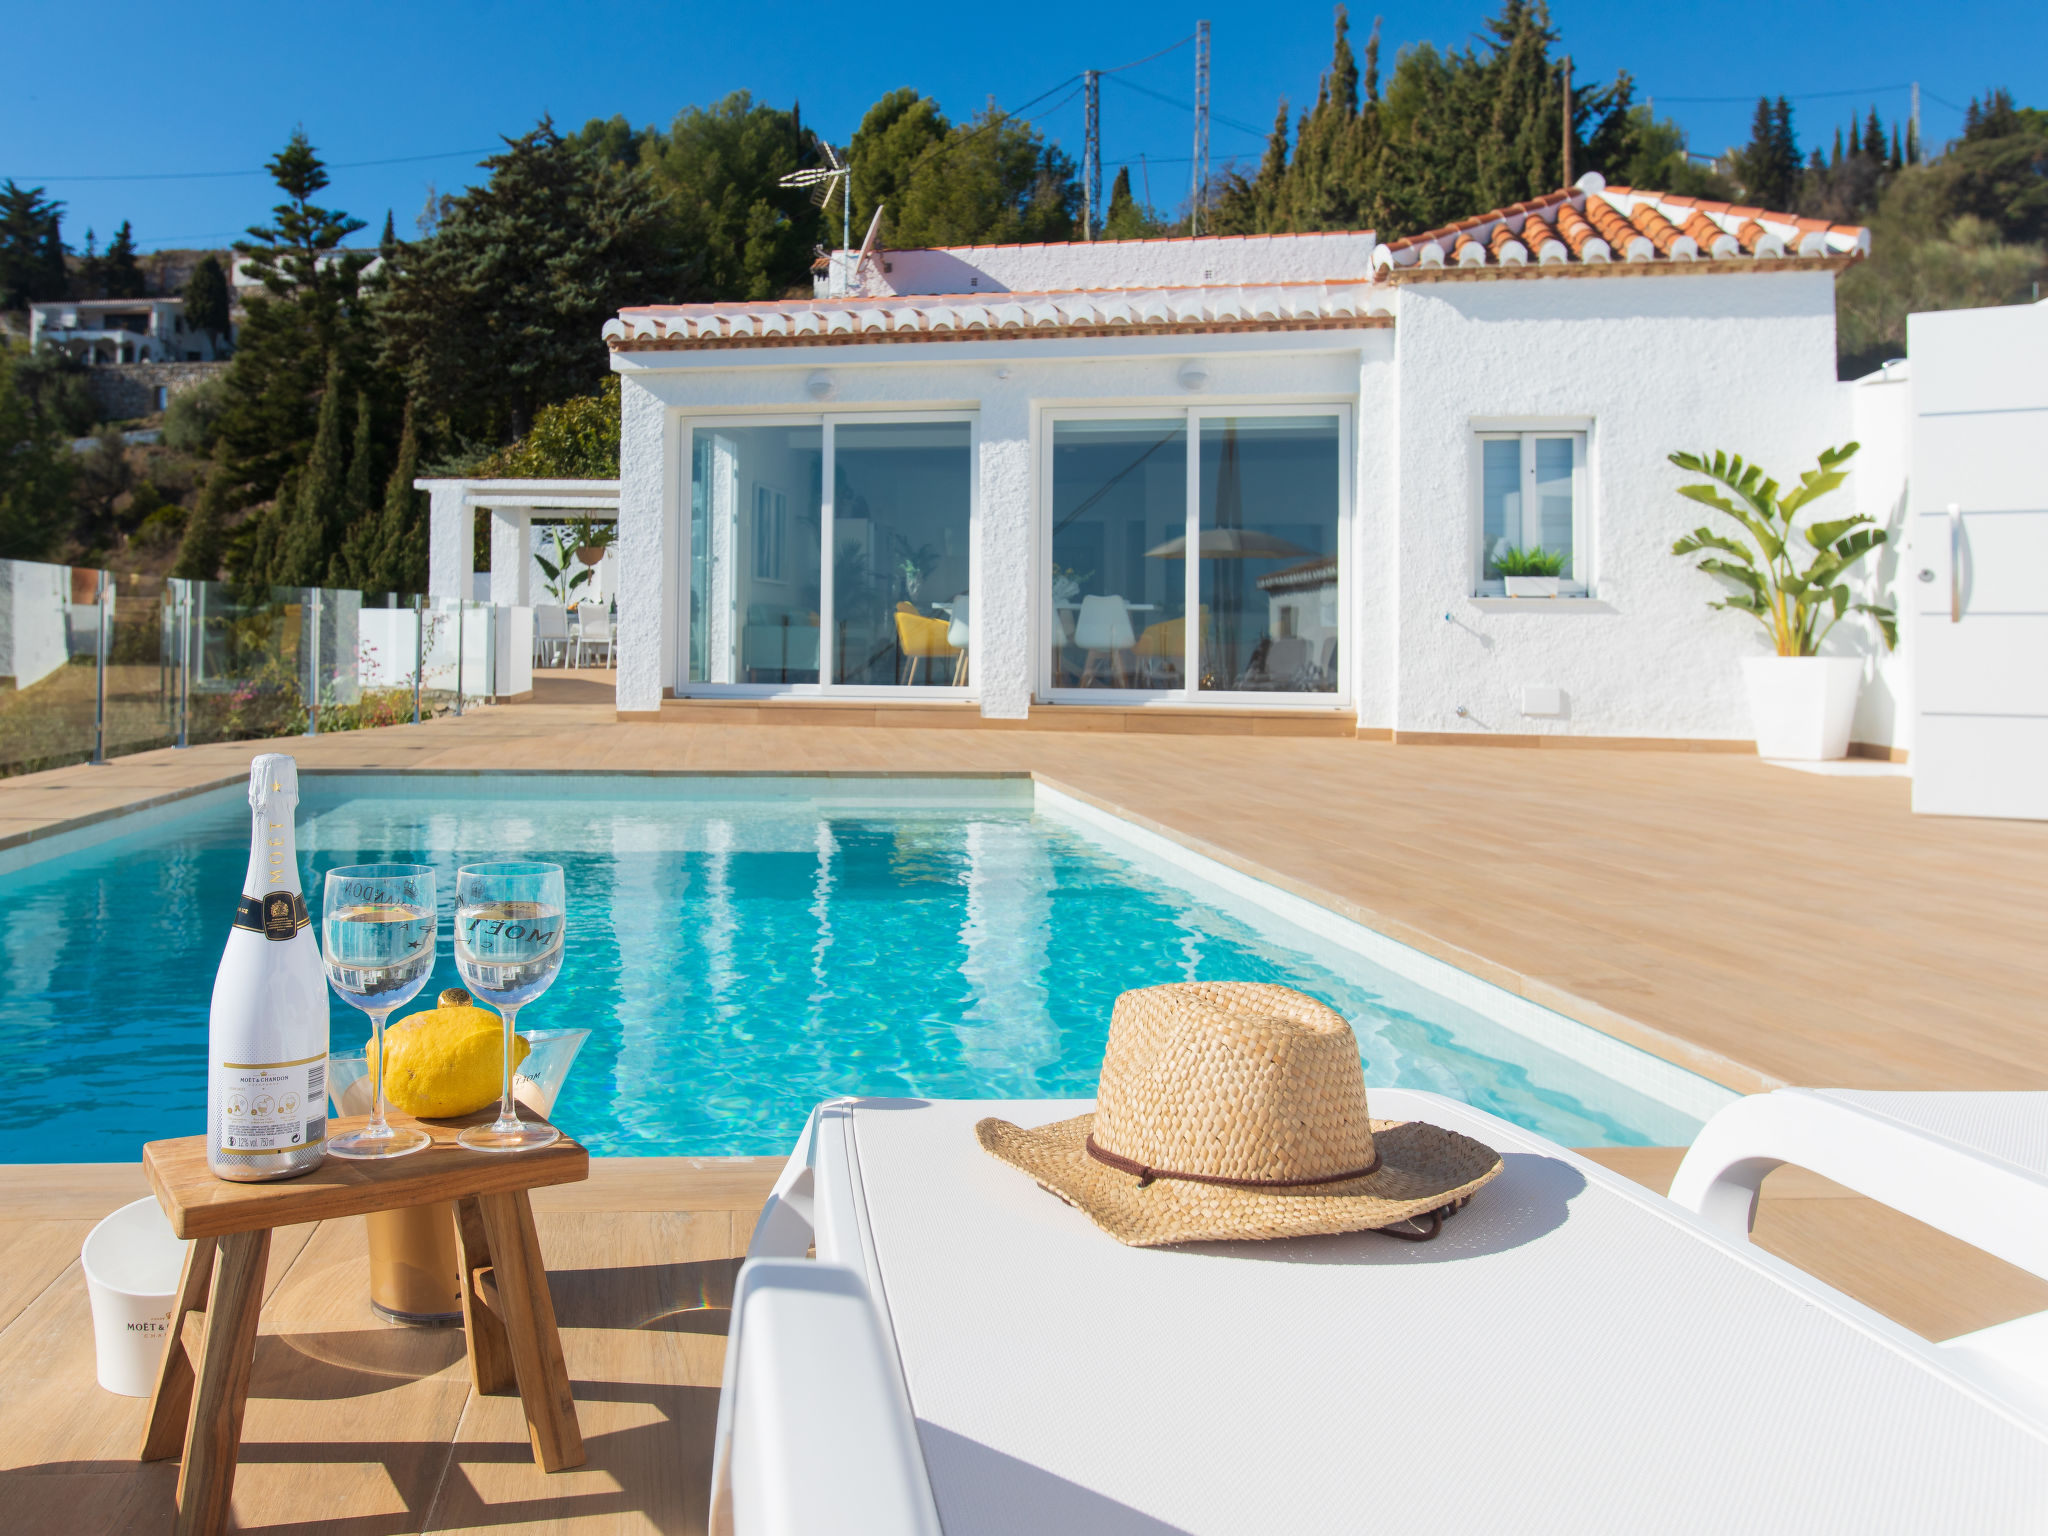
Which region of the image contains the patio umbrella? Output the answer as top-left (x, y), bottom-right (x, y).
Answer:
top-left (1142, 528), bottom-right (1317, 560)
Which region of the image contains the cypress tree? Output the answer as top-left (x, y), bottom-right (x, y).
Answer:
top-left (181, 255), bottom-right (232, 352)
top-left (372, 404), bottom-right (427, 595)
top-left (276, 363), bottom-right (346, 585)
top-left (1831, 126), bottom-right (1843, 167)
top-left (330, 392), bottom-right (379, 588)
top-left (1474, 0), bottom-right (1564, 212)
top-left (171, 474), bottom-right (229, 581)
top-left (1863, 106), bottom-right (1884, 160)
top-left (1889, 123), bottom-right (1903, 172)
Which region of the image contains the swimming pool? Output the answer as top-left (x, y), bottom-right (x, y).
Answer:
top-left (0, 773), bottom-right (1729, 1160)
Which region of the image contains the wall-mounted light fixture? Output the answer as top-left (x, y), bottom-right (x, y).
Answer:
top-left (1177, 362), bottom-right (1209, 392)
top-left (806, 372), bottom-right (837, 402)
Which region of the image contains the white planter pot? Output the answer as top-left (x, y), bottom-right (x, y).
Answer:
top-left (1503, 576), bottom-right (1561, 598)
top-left (1741, 656), bottom-right (1863, 760)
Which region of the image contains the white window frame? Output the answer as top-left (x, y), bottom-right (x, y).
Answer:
top-left (1036, 402), bottom-right (1353, 709)
top-left (1472, 427), bottom-right (1590, 596)
top-left (676, 410), bottom-right (979, 699)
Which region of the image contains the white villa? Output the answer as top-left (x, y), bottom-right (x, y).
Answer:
top-left (424, 172), bottom-right (1946, 755)
top-left (27, 295), bottom-right (231, 365)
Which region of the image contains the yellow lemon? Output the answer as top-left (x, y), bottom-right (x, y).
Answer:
top-left (371, 987), bottom-right (530, 1118)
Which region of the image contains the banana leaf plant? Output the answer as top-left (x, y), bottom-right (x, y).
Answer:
top-left (1668, 442), bottom-right (1896, 655)
top-left (534, 525), bottom-right (592, 606)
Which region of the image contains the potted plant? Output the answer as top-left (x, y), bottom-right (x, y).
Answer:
top-left (1669, 442), bottom-right (1896, 761)
top-left (569, 516), bottom-right (616, 568)
top-left (535, 525), bottom-right (593, 605)
top-left (1494, 544), bottom-right (1568, 598)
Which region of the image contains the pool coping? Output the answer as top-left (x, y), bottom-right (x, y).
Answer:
top-left (1, 765), bottom-right (1781, 1100)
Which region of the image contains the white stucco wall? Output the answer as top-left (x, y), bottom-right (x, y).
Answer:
top-left (1389, 270), bottom-right (1860, 742)
top-left (873, 232), bottom-right (1379, 297)
top-left (614, 377), bottom-right (671, 711)
top-left (1848, 365), bottom-right (1914, 752)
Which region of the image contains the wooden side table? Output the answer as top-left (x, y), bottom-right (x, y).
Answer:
top-left (138, 1114), bottom-right (591, 1536)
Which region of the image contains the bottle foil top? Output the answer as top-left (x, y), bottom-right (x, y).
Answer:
top-left (248, 752), bottom-right (300, 811)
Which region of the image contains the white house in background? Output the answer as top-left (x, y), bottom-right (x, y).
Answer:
top-left (575, 172), bottom-right (1904, 749)
top-left (27, 296), bottom-right (232, 365)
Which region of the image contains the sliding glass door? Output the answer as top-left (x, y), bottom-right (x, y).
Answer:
top-left (686, 415), bottom-right (974, 694)
top-left (1045, 408), bottom-right (1345, 703)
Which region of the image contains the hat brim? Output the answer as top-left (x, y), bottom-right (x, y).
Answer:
top-left (976, 1112), bottom-right (1503, 1248)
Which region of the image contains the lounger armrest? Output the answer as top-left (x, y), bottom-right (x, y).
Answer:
top-left (713, 1260), bottom-right (943, 1536)
top-left (1669, 1089), bottom-right (2048, 1279)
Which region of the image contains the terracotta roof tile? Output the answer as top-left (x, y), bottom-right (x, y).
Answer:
top-left (1373, 177), bottom-right (1868, 279)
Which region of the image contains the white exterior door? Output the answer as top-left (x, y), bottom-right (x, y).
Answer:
top-left (1909, 299), bottom-right (2048, 819)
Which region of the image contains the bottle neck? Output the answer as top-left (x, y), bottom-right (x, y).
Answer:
top-left (243, 798), bottom-right (301, 898)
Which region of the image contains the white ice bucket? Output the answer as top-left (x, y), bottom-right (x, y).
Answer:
top-left (82, 1196), bottom-right (191, 1396)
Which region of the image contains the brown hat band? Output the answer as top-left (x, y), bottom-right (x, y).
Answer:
top-left (1085, 1134), bottom-right (1383, 1191)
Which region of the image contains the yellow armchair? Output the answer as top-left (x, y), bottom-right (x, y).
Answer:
top-left (893, 603), bottom-right (959, 684)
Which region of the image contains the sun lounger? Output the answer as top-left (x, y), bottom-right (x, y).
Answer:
top-left (712, 1092), bottom-right (2048, 1535)
top-left (1670, 1087), bottom-right (2048, 1420)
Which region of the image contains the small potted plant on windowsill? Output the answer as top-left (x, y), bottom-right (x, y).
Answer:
top-left (1494, 544), bottom-right (1569, 598)
top-left (1668, 442), bottom-right (1896, 761)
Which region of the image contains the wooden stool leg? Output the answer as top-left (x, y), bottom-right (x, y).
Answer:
top-left (174, 1228), bottom-right (269, 1536)
top-left (140, 1235), bottom-right (216, 1462)
top-left (454, 1196), bottom-right (516, 1396)
top-left (475, 1191), bottom-right (584, 1472)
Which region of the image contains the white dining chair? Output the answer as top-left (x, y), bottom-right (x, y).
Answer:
top-left (534, 605), bottom-right (570, 668)
top-left (575, 607), bottom-right (613, 668)
top-left (1074, 595), bottom-right (1136, 688)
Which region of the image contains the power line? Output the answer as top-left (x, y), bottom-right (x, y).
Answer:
top-left (1102, 35), bottom-right (1195, 75)
top-left (1105, 73), bottom-right (1267, 142)
top-left (6, 145), bottom-right (500, 185)
top-left (1653, 83), bottom-right (1928, 106)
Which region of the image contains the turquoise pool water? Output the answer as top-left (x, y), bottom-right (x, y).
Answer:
top-left (0, 775), bottom-right (1711, 1160)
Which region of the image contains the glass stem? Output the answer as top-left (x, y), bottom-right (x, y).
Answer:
top-left (368, 1006), bottom-right (394, 1138)
top-left (495, 1003), bottom-right (521, 1132)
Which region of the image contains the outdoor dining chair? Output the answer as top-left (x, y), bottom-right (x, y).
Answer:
top-left (534, 605), bottom-right (570, 668)
top-left (574, 607), bottom-right (613, 668)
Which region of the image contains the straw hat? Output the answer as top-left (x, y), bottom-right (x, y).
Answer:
top-left (977, 982), bottom-right (1502, 1247)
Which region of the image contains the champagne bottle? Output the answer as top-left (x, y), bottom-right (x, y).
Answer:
top-left (207, 753), bottom-right (329, 1180)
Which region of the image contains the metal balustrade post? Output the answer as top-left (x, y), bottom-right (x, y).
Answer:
top-left (412, 594), bottom-right (423, 726)
top-left (91, 568), bottom-right (110, 766)
top-left (176, 580), bottom-right (191, 749)
top-left (306, 587), bottom-right (322, 735)
top-left (455, 598), bottom-right (466, 716)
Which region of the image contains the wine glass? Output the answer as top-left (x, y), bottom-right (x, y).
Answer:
top-left (321, 864), bottom-right (436, 1159)
top-left (454, 862), bottom-right (565, 1153)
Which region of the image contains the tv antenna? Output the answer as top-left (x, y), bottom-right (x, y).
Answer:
top-left (780, 140), bottom-right (853, 269)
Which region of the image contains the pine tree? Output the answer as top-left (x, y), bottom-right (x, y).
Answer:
top-left (102, 221), bottom-right (145, 298)
top-left (0, 181), bottom-right (69, 309)
top-left (380, 119), bottom-right (680, 446)
top-left (1735, 95), bottom-right (1799, 209)
top-left (209, 131), bottom-right (374, 522)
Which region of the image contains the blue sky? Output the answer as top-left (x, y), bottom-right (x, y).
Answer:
top-left (4, 0), bottom-right (2040, 253)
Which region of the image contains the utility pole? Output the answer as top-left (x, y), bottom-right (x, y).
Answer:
top-left (1561, 56), bottom-right (1574, 187)
top-left (1191, 19), bottom-right (1211, 235)
top-left (1910, 81), bottom-right (1921, 164)
top-left (1083, 70), bottom-right (1101, 240)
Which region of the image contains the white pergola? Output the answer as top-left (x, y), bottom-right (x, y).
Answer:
top-left (416, 478), bottom-right (622, 603)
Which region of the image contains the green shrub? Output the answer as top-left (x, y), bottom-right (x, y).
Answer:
top-left (162, 376), bottom-right (227, 453)
top-left (1493, 544), bottom-right (1568, 577)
